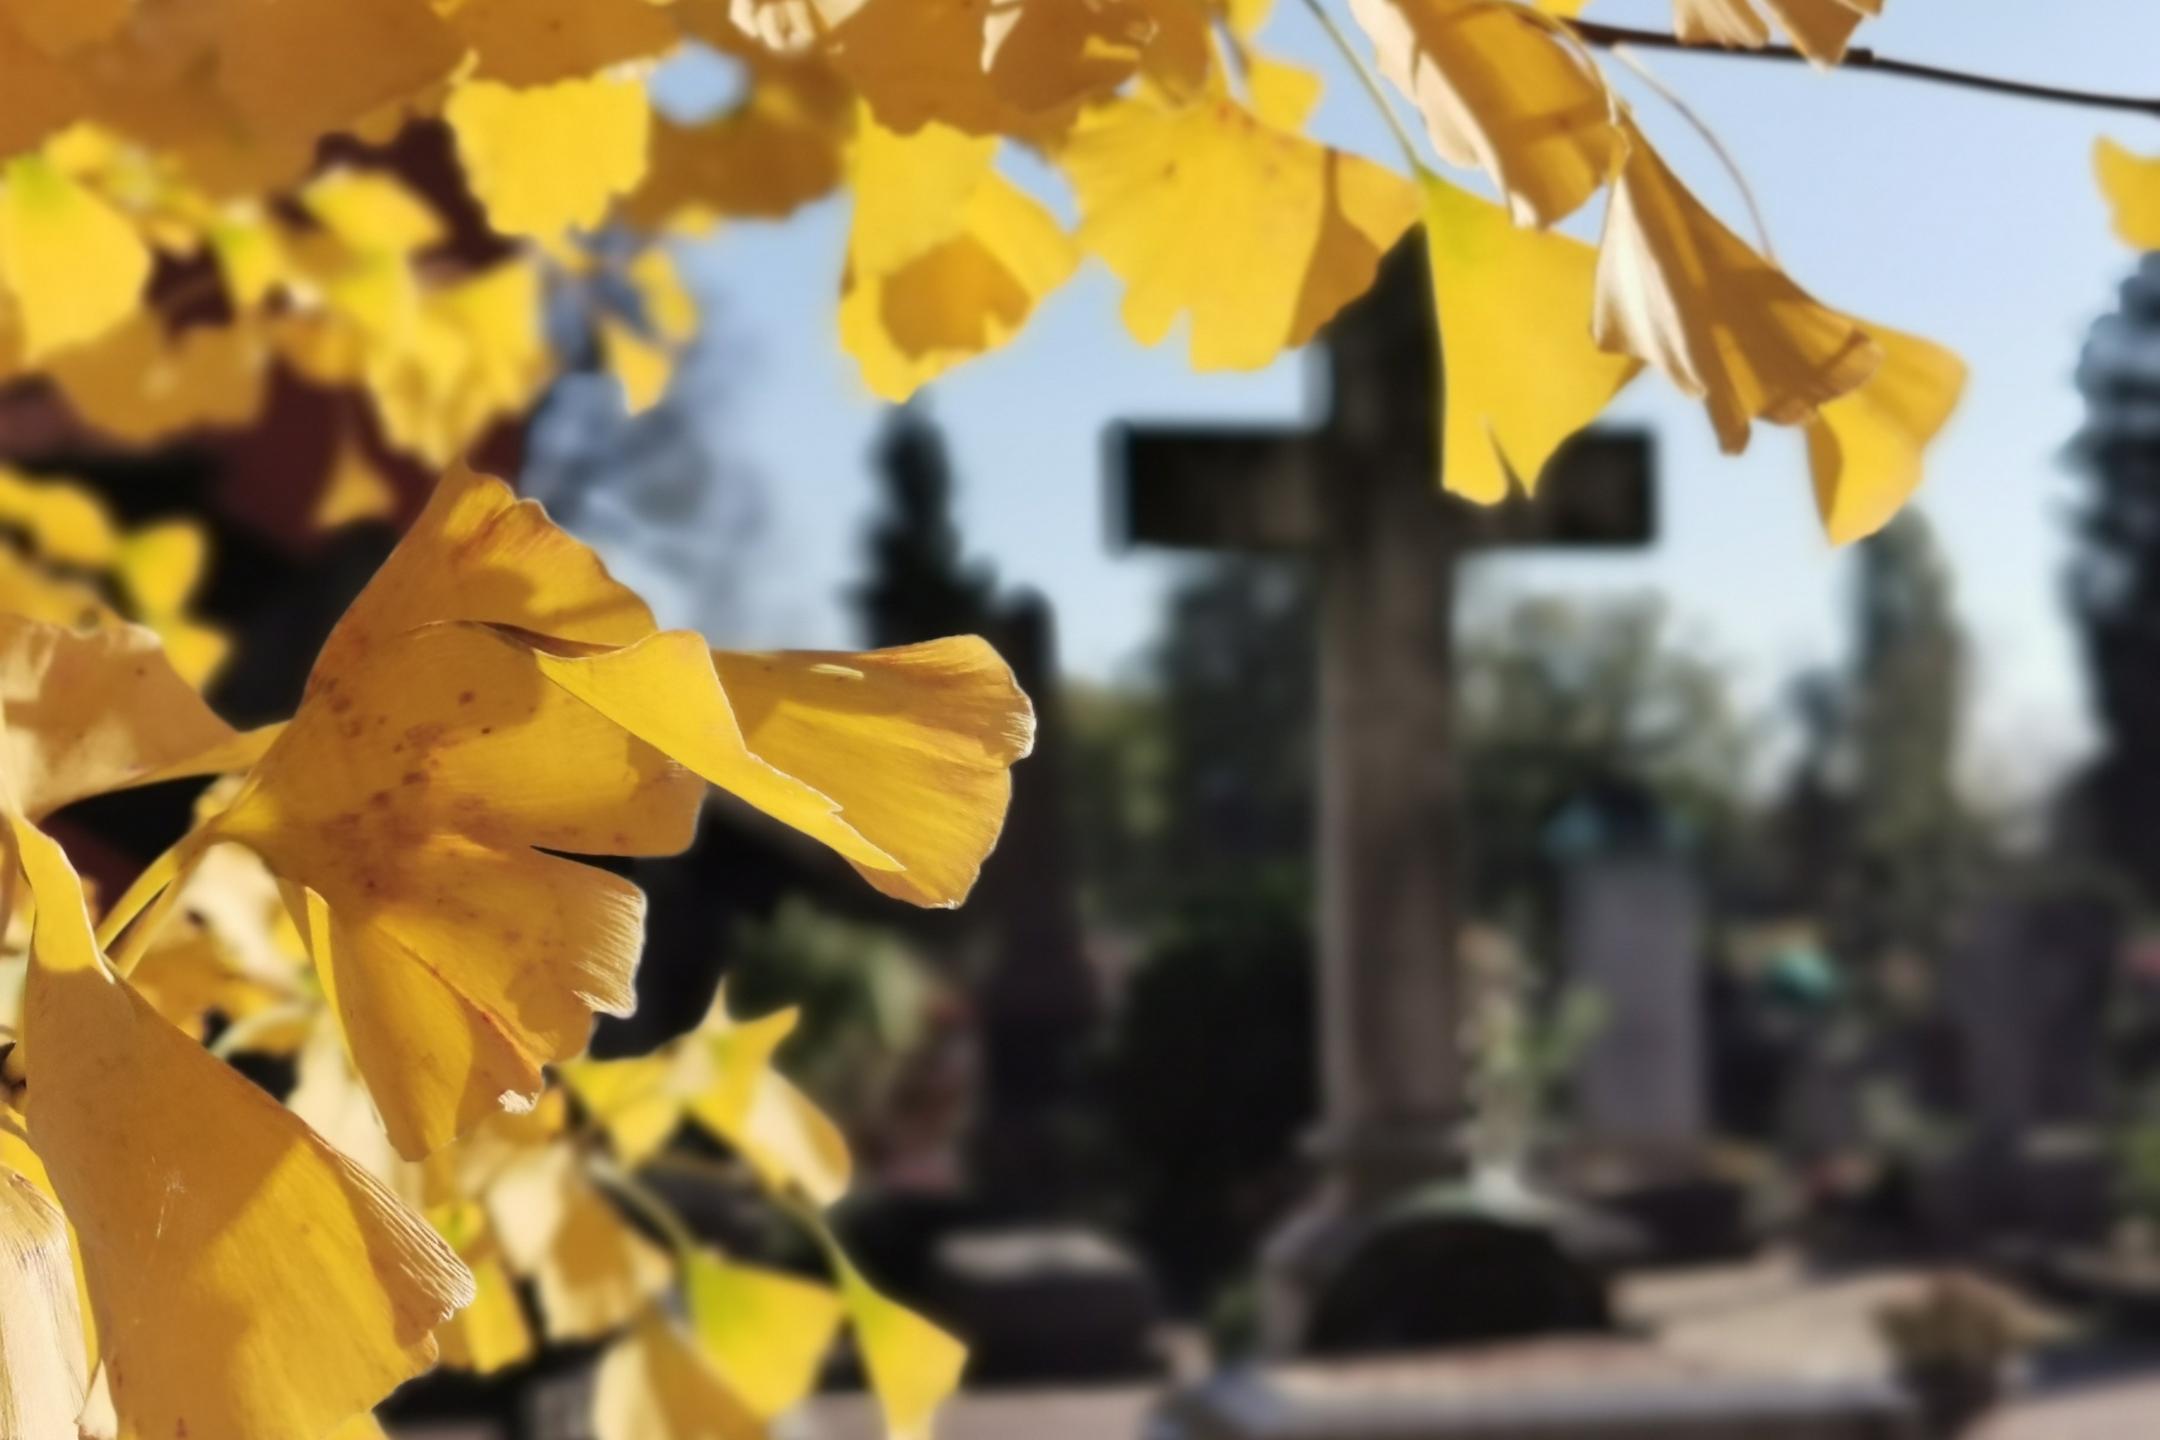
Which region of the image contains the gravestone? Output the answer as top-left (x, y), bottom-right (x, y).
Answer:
top-left (1555, 840), bottom-right (1751, 1262)
top-left (1113, 235), bottom-right (1655, 1353)
top-left (1934, 895), bottom-right (2119, 1243)
top-left (1564, 855), bottom-right (1706, 1152)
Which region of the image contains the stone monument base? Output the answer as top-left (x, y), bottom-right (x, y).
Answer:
top-left (927, 1225), bottom-right (1166, 1383)
top-left (1147, 1340), bottom-right (1915, 1440)
top-left (1261, 1170), bottom-right (1644, 1356)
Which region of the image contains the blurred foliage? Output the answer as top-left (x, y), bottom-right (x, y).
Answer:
top-left (726, 898), bottom-right (944, 1146)
top-left (857, 405), bottom-right (999, 652)
top-left (2070, 254), bottom-right (2160, 911)
top-left (1458, 594), bottom-right (1752, 923)
top-left (1461, 928), bottom-right (1605, 1175)
top-left (1769, 514), bottom-right (1978, 979)
top-left (1105, 885), bottom-right (1316, 1310)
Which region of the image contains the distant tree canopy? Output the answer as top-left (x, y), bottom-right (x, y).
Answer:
top-left (1457, 594), bottom-right (1752, 920)
top-left (856, 405), bottom-right (1000, 651)
top-left (2071, 255), bottom-right (2160, 908)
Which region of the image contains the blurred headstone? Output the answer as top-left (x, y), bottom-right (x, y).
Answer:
top-left (929, 1227), bottom-right (1163, 1382)
top-left (1550, 795), bottom-right (1755, 1264)
top-left (1936, 894), bottom-right (2119, 1242)
top-left (1116, 236), bottom-right (1655, 1354)
top-left (1561, 852), bottom-right (1706, 1151)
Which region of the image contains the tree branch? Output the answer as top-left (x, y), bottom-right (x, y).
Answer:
top-left (1570, 21), bottom-right (2160, 120)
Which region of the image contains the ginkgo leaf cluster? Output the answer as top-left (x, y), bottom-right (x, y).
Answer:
top-left (0, 0), bottom-right (2014, 545)
top-left (0, 464), bottom-right (1028, 1439)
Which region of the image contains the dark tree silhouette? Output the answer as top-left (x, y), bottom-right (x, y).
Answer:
top-left (2068, 255), bottom-right (2160, 904)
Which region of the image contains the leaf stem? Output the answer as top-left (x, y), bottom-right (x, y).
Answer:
top-left (1606, 44), bottom-right (1778, 261)
top-left (1296, 0), bottom-right (1424, 173)
top-left (95, 838), bottom-right (198, 963)
top-left (1571, 22), bottom-right (2160, 118)
top-left (590, 1155), bottom-right (702, 1262)
top-left (209, 1000), bottom-right (314, 1060)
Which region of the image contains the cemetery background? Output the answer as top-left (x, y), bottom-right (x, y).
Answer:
top-left (17, 10), bottom-right (2160, 1440)
top-left (35, 247), bottom-right (2160, 1438)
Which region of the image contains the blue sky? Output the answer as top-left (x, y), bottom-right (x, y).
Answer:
top-left (642, 1), bottom-right (2160, 801)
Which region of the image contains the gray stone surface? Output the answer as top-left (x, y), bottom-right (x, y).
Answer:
top-left (1147, 1341), bottom-right (1912, 1439)
top-left (1565, 856), bottom-right (1706, 1150)
top-left (1116, 236), bottom-right (1657, 1355)
top-left (928, 1226), bottom-right (1165, 1382)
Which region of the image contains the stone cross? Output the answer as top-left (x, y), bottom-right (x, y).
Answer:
top-left (1111, 237), bottom-right (1655, 1351)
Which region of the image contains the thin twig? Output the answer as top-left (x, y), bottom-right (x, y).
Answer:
top-left (1607, 44), bottom-right (1779, 259)
top-left (1297, 0), bottom-right (1425, 172)
top-left (1572, 21), bottom-right (2160, 119)
top-left (590, 1156), bottom-right (702, 1261)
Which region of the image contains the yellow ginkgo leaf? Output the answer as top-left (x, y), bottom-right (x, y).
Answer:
top-left (1347, 0), bottom-right (1617, 227)
top-left (0, 467), bottom-right (116, 566)
top-left (2097, 137), bottom-right (2160, 252)
top-left (484, 1142), bottom-right (671, 1343)
top-left (1421, 171), bottom-right (1639, 502)
top-left (601, 315), bottom-right (673, 414)
top-left (624, 57), bottom-right (854, 230)
top-left (709, 637), bottom-right (1034, 907)
top-left (111, 520), bottom-right (204, 626)
top-left (201, 466), bottom-right (1019, 1153)
top-left (112, 518), bottom-right (230, 684)
top-left (1805, 320), bottom-right (1963, 545)
top-left (595, 1310), bottom-right (761, 1440)
top-left (507, 627), bottom-right (901, 878)
top-left (2, 0), bottom-right (131, 57)
top-left (830, 1243), bottom-right (966, 1440)
top-left (208, 209), bottom-right (289, 309)
top-left (739, 0), bottom-right (1078, 141)
top-left (1673, 0), bottom-right (1881, 66)
top-left (0, 24), bottom-right (84, 160)
top-left (839, 110), bottom-right (1077, 400)
top-left (429, 1202), bottom-right (537, 1375)
top-left (0, 1165), bottom-right (87, 1437)
top-left (1287, 148), bottom-right (1423, 351)
top-left (330, 1413), bottom-right (392, 1440)
top-left (687, 1000), bottom-right (854, 1206)
top-left (1062, 85), bottom-right (1419, 370)
top-left (303, 168), bottom-right (444, 256)
top-left (629, 249), bottom-right (700, 346)
top-left (568, 988), bottom-right (853, 1204)
top-left (315, 463), bottom-right (657, 663)
top-left (559, 1054), bottom-right (683, 1166)
top-left (10, 815), bottom-right (474, 1440)
top-left (446, 76), bottom-right (652, 240)
top-left (315, 435), bottom-right (402, 531)
top-left (357, 258), bottom-right (550, 468)
top-left (217, 624), bottom-right (701, 1159)
top-left (448, 0), bottom-right (678, 85)
top-left (1593, 122), bottom-right (1879, 453)
top-left (286, 1006), bottom-right (411, 1189)
top-left (0, 615), bottom-right (255, 819)
top-left (980, 0), bottom-right (1155, 114)
top-left (126, 903), bottom-right (298, 1043)
top-left (683, 1250), bottom-right (845, 1420)
top-left (0, 154), bottom-right (150, 361)
top-left (208, 0), bottom-right (463, 144)
top-left (45, 313), bottom-right (268, 446)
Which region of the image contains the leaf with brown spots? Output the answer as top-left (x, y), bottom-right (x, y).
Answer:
top-left (180, 466), bottom-right (1028, 1158)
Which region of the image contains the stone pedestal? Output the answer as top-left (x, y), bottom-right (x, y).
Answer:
top-left (927, 1226), bottom-right (1165, 1383)
top-left (1116, 240), bottom-right (1657, 1358)
top-left (1148, 1341), bottom-right (1916, 1440)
